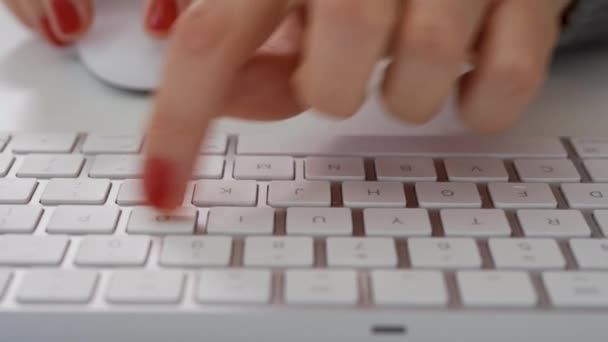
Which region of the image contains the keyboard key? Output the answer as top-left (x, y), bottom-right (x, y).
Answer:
top-left (46, 206), bottom-right (120, 234)
top-left (326, 237), bottom-right (397, 267)
top-left (571, 137), bottom-right (608, 158)
top-left (193, 180), bottom-right (258, 207)
top-left (106, 271), bottom-right (185, 304)
top-left (457, 271), bottom-right (537, 308)
top-left (374, 157), bottom-right (437, 182)
top-left (160, 236), bottom-right (232, 267)
top-left (116, 179), bottom-right (146, 206)
top-left (363, 208), bottom-right (431, 237)
top-left (0, 154), bottom-right (15, 176)
top-left (207, 207), bottom-right (274, 235)
top-left (371, 270), bottom-right (447, 307)
top-left (11, 133), bottom-right (77, 153)
top-left (243, 236), bottom-right (313, 267)
top-left (192, 156), bottom-right (224, 179)
top-left (267, 181), bottom-right (331, 207)
top-left (81, 134), bottom-right (143, 154)
top-left (89, 155), bottom-right (142, 179)
top-left (514, 159), bottom-right (580, 183)
top-left (341, 181), bottom-right (406, 208)
top-left (17, 154), bottom-right (84, 178)
top-left (570, 239), bottom-right (608, 269)
top-left (543, 272), bottom-right (608, 308)
top-left (0, 236), bottom-right (69, 266)
top-left (594, 210), bottom-right (608, 236)
top-left (201, 134), bottom-right (228, 155)
top-left (0, 179), bottom-right (37, 204)
top-left (238, 136), bottom-right (567, 158)
top-left (286, 207), bottom-right (352, 236)
top-left (0, 205), bottom-right (43, 234)
top-left (408, 238), bottom-right (482, 269)
top-left (584, 159), bottom-right (608, 182)
top-left (305, 157), bottom-right (365, 181)
top-left (40, 179), bottom-right (111, 205)
top-left (561, 184), bottom-right (608, 209)
top-left (285, 269), bottom-right (358, 305)
top-left (488, 183), bottom-right (557, 209)
top-left (444, 158), bottom-right (508, 182)
top-left (415, 182), bottom-right (481, 208)
top-left (0, 270), bottom-right (12, 299)
top-left (75, 236), bottom-right (150, 266)
top-left (233, 156), bottom-right (294, 180)
top-left (196, 269), bottom-right (271, 304)
top-left (17, 270), bottom-right (98, 304)
top-left (440, 209), bottom-right (511, 237)
top-left (126, 207), bottom-right (197, 235)
top-left (517, 209), bottom-right (591, 237)
top-left (489, 238), bottom-right (565, 270)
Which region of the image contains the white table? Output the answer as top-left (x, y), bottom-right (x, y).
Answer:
top-left (1, 9), bottom-right (607, 137)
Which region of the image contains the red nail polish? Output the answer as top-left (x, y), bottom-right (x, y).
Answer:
top-left (40, 16), bottom-right (68, 47)
top-left (49, 0), bottom-right (81, 35)
top-left (146, 0), bottom-right (178, 33)
top-left (143, 157), bottom-right (174, 210)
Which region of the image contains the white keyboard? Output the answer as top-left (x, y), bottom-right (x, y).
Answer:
top-left (1, 133), bottom-right (608, 341)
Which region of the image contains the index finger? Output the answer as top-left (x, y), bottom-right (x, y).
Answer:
top-left (143, 0), bottom-right (289, 210)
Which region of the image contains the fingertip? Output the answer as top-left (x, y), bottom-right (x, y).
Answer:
top-left (292, 66), bottom-right (361, 120)
top-left (143, 156), bottom-right (182, 211)
top-left (144, 0), bottom-right (179, 38)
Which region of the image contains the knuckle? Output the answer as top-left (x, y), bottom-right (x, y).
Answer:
top-left (400, 18), bottom-right (467, 63)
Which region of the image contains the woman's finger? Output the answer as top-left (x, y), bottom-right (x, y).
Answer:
top-left (3, 0), bottom-right (35, 28)
top-left (41, 0), bottom-right (92, 43)
top-left (294, 0), bottom-right (398, 117)
top-left (143, 0), bottom-right (289, 210)
top-left (458, 0), bottom-right (570, 132)
top-left (223, 11), bottom-right (305, 119)
top-left (383, 0), bottom-right (490, 124)
top-left (144, 0), bottom-right (195, 38)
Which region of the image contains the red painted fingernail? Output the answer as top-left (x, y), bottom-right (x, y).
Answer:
top-left (143, 157), bottom-right (174, 210)
top-left (40, 16), bottom-right (68, 47)
top-left (146, 0), bottom-right (178, 33)
top-left (49, 0), bottom-right (82, 35)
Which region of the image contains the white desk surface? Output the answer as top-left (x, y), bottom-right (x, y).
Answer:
top-left (1, 9), bottom-right (607, 138)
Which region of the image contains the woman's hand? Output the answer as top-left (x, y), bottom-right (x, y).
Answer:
top-left (142, 0), bottom-right (572, 211)
top-left (2, 0), bottom-right (189, 45)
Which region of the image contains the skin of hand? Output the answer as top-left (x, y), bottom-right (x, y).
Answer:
top-left (3, 0), bottom-right (573, 211)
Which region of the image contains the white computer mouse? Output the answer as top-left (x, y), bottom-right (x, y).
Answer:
top-left (77, 0), bottom-right (165, 91)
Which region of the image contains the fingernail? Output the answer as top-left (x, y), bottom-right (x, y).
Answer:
top-left (40, 16), bottom-right (68, 47)
top-left (146, 0), bottom-right (178, 33)
top-left (143, 157), bottom-right (175, 210)
top-left (48, 0), bottom-right (82, 35)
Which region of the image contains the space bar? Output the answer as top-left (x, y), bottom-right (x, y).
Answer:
top-left (237, 136), bottom-right (567, 158)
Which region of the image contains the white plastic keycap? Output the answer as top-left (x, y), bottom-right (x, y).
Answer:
top-left (0, 205), bottom-right (43, 234)
top-left (196, 269), bottom-right (271, 304)
top-left (285, 269), bottom-right (358, 305)
top-left (17, 270), bottom-right (98, 304)
top-left (267, 181), bottom-right (331, 207)
top-left (17, 154), bottom-right (84, 178)
top-left (363, 208), bottom-right (432, 237)
top-left (457, 271), bottom-right (537, 308)
top-left (46, 206), bottom-right (120, 234)
top-left (207, 207), bottom-right (274, 235)
top-left (371, 270), bottom-right (448, 306)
